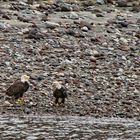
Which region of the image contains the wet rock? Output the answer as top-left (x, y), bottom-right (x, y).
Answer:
top-left (119, 37), bottom-right (128, 44)
top-left (2, 13), bottom-right (11, 20)
top-left (66, 29), bottom-right (76, 36)
top-left (69, 12), bottom-right (79, 19)
top-left (75, 20), bottom-right (92, 30)
top-left (10, 2), bottom-right (28, 10)
top-left (75, 30), bottom-right (85, 38)
top-left (0, 23), bottom-right (11, 31)
top-left (118, 21), bottom-right (129, 28)
top-left (131, 5), bottom-right (140, 12)
top-left (90, 56), bottom-right (97, 62)
top-left (60, 3), bottom-right (72, 11)
top-left (20, 28), bottom-right (30, 34)
top-left (92, 8), bottom-right (102, 13)
top-left (5, 62), bottom-right (10, 66)
top-left (41, 14), bottom-right (48, 21)
top-left (135, 30), bottom-right (140, 38)
top-left (117, 0), bottom-right (127, 7)
top-left (26, 28), bottom-right (44, 40)
top-left (27, 0), bottom-right (34, 5)
top-left (102, 42), bottom-right (108, 47)
top-left (107, 0), bottom-right (114, 4)
top-left (96, 13), bottom-right (104, 17)
top-left (107, 28), bottom-right (114, 33)
top-left (72, 5), bottom-right (80, 12)
top-left (92, 50), bottom-right (100, 57)
top-left (137, 18), bottom-right (140, 24)
top-left (91, 37), bottom-right (102, 44)
top-left (37, 75), bottom-right (45, 81)
top-left (24, 108), bottom-right (31, 114)
top-left (4, 101), bottom-right (13, 107)
top-left (96, 0), bottom-right (105, 5)
top-left (45, 21), bottom-right (60, 29)
top-left (82, 0), bottom-right (95, 7)
top-left (17, 15), bottom-right (30, 22)
top-left (81, 26), bottom-right (88, 32)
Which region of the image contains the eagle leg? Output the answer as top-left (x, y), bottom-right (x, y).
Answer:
top-left (53, 98), bottom-right (59, 106)
top-left (59, 98), bottom-right (65, 107)
top-left (61, 98), bottom-right (65, 104)
top-left (55, 98), bottom-right (58, 104)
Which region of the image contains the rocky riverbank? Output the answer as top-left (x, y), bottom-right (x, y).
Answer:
top-left (0, 0), bottom-right (139, 119)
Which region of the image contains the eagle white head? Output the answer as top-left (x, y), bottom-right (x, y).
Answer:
top-left (21, 75), bottom-right (30, 83)
top-left (52, 81), bottom-right (62, 90)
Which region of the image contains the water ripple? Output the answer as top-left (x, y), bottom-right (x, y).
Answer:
top-left (0, 115), bottom-right (139, 139)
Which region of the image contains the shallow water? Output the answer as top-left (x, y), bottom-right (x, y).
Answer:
top-left (0, 115), bottom-right (140, 140)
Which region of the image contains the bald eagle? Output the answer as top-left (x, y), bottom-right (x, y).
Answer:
top-left (6, 75), bottom-right (30, 103)
top-left (52, 81), bottom-right (67, 106)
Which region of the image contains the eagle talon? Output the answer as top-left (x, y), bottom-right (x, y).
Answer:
top-left (52, 102), bottom-right (59, 106)
top-left (15, 97), bottom-right (25, 104)
top-left (60, 103), bottom-right (65, 107)
top-left (52, 102), bottom-right (65, 107)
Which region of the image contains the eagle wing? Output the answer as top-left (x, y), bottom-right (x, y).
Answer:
top-left (53, 89), bottom-right (58, 98)
top-left (62, 87), bottom-right (67, 98)
top-left (6, 81), bottom-right (25, 97)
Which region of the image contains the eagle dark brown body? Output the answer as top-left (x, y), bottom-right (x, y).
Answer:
top-left (53, 86), bottom-right (67, 105)
top-left (6, 76), bottom-right (29, 100)
top-left (6, 80), bottom-right (29, 99)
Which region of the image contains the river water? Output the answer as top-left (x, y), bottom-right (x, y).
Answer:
top-left (0, 115), bottom-right (140, 139)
